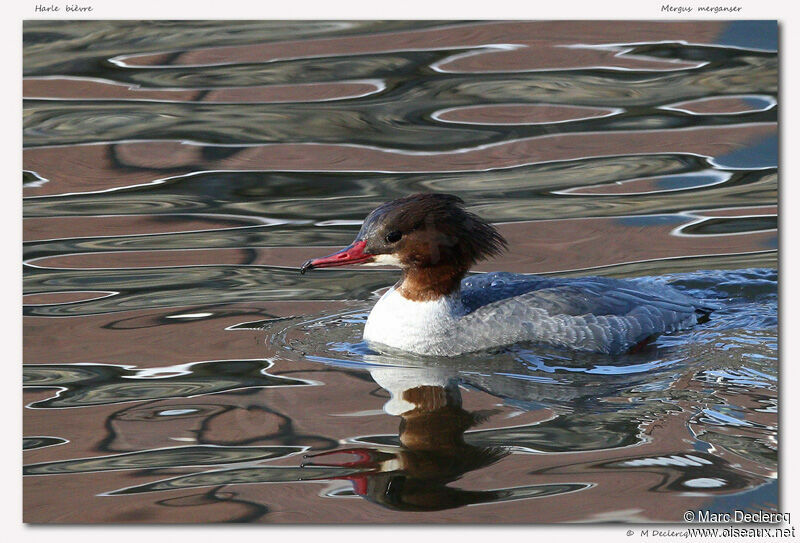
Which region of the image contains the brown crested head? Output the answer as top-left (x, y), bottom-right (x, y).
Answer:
top-left (358, 193), bottom-right (507, 270)
top-left (300, 193), bottom-right (507, 300)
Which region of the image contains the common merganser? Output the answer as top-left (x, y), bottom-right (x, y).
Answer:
top-left (300, 193), bottom-right (713, 356)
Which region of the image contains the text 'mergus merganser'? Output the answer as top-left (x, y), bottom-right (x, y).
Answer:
top-left (300, 193), bottom-right (713, 356)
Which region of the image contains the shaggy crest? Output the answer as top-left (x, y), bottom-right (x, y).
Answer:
top-left (358, 193), bottom-right (507, 268)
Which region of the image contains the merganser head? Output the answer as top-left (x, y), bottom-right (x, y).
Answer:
top-left (300, 193), bottom-right (507, 300)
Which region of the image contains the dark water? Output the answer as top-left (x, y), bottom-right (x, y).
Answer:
top-left (23, 21), bottom-right (777, 523)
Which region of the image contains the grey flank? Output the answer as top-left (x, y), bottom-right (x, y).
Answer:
top-left (457, 272), bottom-right (715, 354)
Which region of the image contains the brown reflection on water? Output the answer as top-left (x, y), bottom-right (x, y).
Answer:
top-left (119, 21), bottom-right (724, 71)
top-left (490, 212), bottom-right (776, 274)
top-left (22, 337), bottom-right (777, 522)
top-left (24, 78), bottom-right (382, 104)
top-left (23, 19), bottom-right (777, 523)
top-left (35, 208), bottom-right (762, 275)
top-left (25, 205), bottom-right (776, 278)
top-left (665, 96), bottom-right (775, 115)
top-left (24, 355), bottom-right (773, 523)
top-left (23, 301), bottom-right (352, 365)
top-left (435, 104), bottom-right (618, 125)
top-left (23, 291), bottom-right (115, 305)
top-left (24, 123), bottom-right (775, 197)
top-left (24, 215), bottom-right (262, 242)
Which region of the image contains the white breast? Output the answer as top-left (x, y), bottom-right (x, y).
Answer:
top-left (369, 366), bottom-right (458, 415)
top-left (363, 287), bottom-right (467, 356)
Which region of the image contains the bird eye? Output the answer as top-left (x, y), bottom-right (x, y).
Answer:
top-left (385, 231), bottom-right (402, 243)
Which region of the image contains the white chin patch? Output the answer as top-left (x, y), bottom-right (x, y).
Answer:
top-left (362, 254), bottom-right (402, 267)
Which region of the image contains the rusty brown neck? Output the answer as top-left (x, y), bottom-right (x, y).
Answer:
top-left (396, 263), bottom-right (468, 302)
top-left (398, 385), bottom-right (472, 451)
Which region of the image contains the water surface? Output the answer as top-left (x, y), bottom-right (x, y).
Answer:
top-left (23, 20), bottom-right (777, 523)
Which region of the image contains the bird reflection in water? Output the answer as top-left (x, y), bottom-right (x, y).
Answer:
top-left (50, 337), bottom-right (772, 520)
top-left (302, 365), bottom-right (585, 511)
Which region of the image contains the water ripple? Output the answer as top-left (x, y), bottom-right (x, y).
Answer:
top-left (22, 20), bottom-right (778, 523)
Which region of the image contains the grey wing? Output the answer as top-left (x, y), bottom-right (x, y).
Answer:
top-left (460, 272), bottom-right (561, 311)
top-left (458, 278), bottom-right (706, 354)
